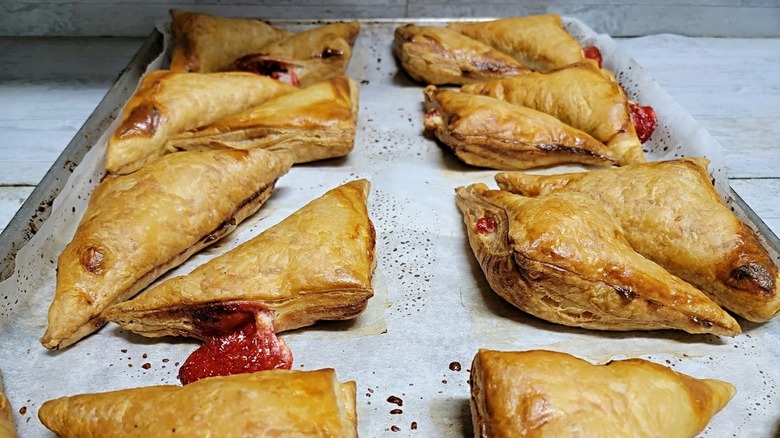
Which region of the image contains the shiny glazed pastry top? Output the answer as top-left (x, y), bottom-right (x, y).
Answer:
top-left (170, 9), bottom-right (291, 73)
top-left (461, 61), bottom-right (646, 165)
top-left (448, 14), bottom-right (587, 72)
top-left (496, 157), bottom-right (780, 322)
top-left (455, 183), bottom-right (740, 336)
top-left (470, 349), bottom-right (735, 438)
top-left (38, 369), bottom-right (357, 437)
top-left (166, 75), bottom-right (360, 164)
top-left (423, 86), bottom-right (618, 169)
top-left (106, 70), bottom-right (295, 174)
top-left (41, 149), bottom-right (293, 350)
top-left (393, 24), bottom-right (529, 85)
top-left (104, 179), bottom-right (376, 338)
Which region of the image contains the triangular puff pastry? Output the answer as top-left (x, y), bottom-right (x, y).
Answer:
top-left (166, 76), bottom-right (359, 164)
top-left (0, 372), bottom-right (15, 438)
top-left (104, 179), bottom-right (375, 338)
top-left (41, 149), bottom-right (293, 350)
top-left (448, 14), bottom-right (586, 72)
top-left (228, 22), bottom-right (360, 88)
top-left (455, 184), bottom-right (740, 335)
top-left (38, 369), bottom-right (357, 437)
top-left (169, 9), bottom-right (292, 73)
top-left (394, 25), bottom-right (529, 85)
top-left (106, 70), bottom-right (295, 174)
top-left (424, 87), bottom-right (617, 169)
top-left (462, 62), bottom-right (646, 165)
top-left (496, 158), bottom-right (780, 322)
top-left (470, 349), bottom-right (735, 438)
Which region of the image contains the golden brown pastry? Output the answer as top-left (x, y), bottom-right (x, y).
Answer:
top-left (105, 179), bottom-right (374, 338)
top-left (169, 9), bottom-right (291, 73)
top-left (394, 24), bottom-right (529, 85)
top-left (39, 369), bottom-right (357, 437)
top-left (166, 76), bottom-right (359, 164)
top-left (424, 86), bottom-right (617, 169)
top-left (228, 22), bottom-right (360, 88)
top-left (455, 183), bottom-right (740, 336)
top-left (462, 62), bottom-right (646, 165)
top-left (470, 349), bottom-right (735, 438)
top-left (107, 70), bottom-right (295, 174)
top-left (449, 14), bottom-right (587, 72)
top-left (495, 158), bottom-right (780, 322)
top-left (40, 149), bottom-right (293, 350)
top-left (0, 372), bottom-right (16, 438)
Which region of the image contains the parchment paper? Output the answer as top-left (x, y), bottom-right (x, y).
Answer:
top-left (0, 19), bottom-right (777, 437)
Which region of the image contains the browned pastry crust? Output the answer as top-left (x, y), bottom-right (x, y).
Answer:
top-left (40, 149), bottom-right (293, 350)
top-left (470, 349), bottom-right (735, 438)
top-left (495, 158), bottom-right (780, 322)
top-left (104, 179), bottom-right (375, 338)
top-left (169, 9), bottom-right (291, 73)
top-left (166, 76), bottom-right (359, 164)
top-left (424, 86), bottom-right (617, 169)
top-left (394, 24), bottom-right (530, 85)
top-left (455, 183), bottom-right (740, 336)
top-left (228, 21), bottom-right (360, 88)
top-left (462, 62), bottom-right (645, 165)
top-left (0, 372), bottom-right (16, 438)
top-left (106, 70), bottom-right (296, 174)
top-left (448, 14), bottom-right (586, 72)
top-left (38, 369), bottom-right (357, 437)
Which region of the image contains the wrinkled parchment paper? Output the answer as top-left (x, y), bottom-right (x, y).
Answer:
top-left (0, 19), bottom-right (777, 437)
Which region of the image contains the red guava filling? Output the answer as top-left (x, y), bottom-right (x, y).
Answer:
top-left (178, 303), bottom-right (293, 385)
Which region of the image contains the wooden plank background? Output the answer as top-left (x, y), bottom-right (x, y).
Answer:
top-left (0, 1), bottom-right (779, 37)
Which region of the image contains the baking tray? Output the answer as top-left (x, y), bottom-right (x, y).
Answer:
top-left (1, 19), bottom-right (778, 437)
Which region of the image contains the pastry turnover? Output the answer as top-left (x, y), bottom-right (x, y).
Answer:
top-left (462, 62), bottom-right (646, 165)
top-left (170, 9), bottom-right (291, 73)
top-left (424, 86), bottom-right (617, 169)
top-left (228, 21), bottom-right (360, 88)
top-left (38, 369), bottom-right (357, 437)
top-left (0, 372), bottom-right (16, 438)
top-left (40, 149), bottom-right (293, 350)
top-left (166, 75), bottom-right (359, 164)
top-left (495, 158), bottom-right (780, 322)
top-left (470, 349), bottom-right (735, 438)
top-left (455, 184), bottom-right (740, 336)
top-left (107, 70), bottom-right (295, 174)
top-left (449, 14), bottom-right (587, 72)
top-left (394, 24), bottom-right (529, 85)
top-left (105, 179), bottom-right (375, 338)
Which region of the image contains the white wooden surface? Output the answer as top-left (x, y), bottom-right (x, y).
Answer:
top-left (2, 1), bottom-right (780, 37)
top-left (0, 35), bottom-right (778, 239)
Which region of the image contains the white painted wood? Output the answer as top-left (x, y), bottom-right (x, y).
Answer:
top-left (0, 188), bottom-right (34, 234)
top-left (617, 36), bottom-right (780, 179)
top-left (2, 2), bottom-right (780, 37)
top-left (731, 179), bottom-right (780, 236)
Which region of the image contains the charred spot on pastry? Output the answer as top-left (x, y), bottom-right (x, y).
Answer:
top-left (612, 285), bottom-right (637, 301)
top-left (191, 301), bottom-right (257, 336)
top-left (80, 246), bottom-right (106, 275)
top-left (202, 217), bottom-right (237, 244)
top-left (320, 47), bottom-right (343, 58)
top-left (729, 263), bottom-right (775, 294)
top-left (690, 316), bottom-right (714, 328)
top-left (116, 102), bottom-right (160, 139)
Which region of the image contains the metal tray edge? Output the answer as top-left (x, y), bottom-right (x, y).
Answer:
top-left (0, 29), bottom-right (164, 282)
